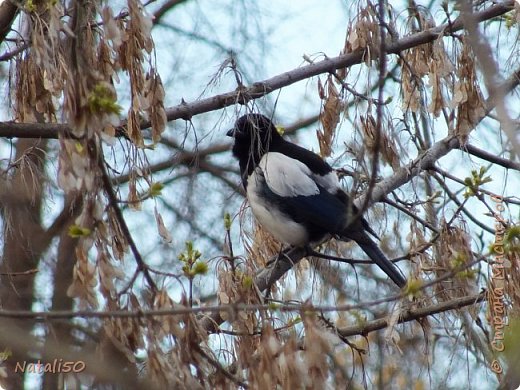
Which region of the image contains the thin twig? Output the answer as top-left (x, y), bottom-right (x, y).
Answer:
top-left (0, 268), bottom-right (38, 276)
top-left (433, 166), bottom-right (520, 206)
top-left (462, 143), bottom-right (520, 172)
top-left (192, 343), bottom-right (248, 388)
top-left (0, 254), bottom-right (489, 321)
top-left (430, 171), bottom-right (495, 234)
top-left (98, 145), bottom-right (158, 293)
top-left (338, 290), bottom-right (486, 337)
top-left (383, 196), bottom-right (440, 233)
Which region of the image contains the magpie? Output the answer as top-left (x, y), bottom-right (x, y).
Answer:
top-left (227, 113), bottom-right (407, 288)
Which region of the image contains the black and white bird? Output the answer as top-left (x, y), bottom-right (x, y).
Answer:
top-left (227, 113), bottom-right (407, 288)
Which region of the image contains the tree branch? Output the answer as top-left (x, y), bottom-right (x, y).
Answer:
top-left (0, 288), bottom-right (486, 322)
top-left (152, 0), bottom-right (189, 25)
top-left (0, 0), bottom-right (19, 44)
top-left (98, 146), bottom-right (158, 292)
top-left (338, 291), bottom-right (486, 337)
top-left (463, 143), bottom-right (520, 171)
top-left (0, 1), bottom-right (513, 139)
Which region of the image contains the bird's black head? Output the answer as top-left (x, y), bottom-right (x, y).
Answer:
top-left (227, 113), bottom-right (282, 163)
top-left (227, 113), bottom-right (283, 188)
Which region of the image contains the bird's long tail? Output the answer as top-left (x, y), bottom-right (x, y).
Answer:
top-left (353, 233), bottom-right (407, 288)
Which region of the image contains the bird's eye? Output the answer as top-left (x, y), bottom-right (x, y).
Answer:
top-left (229, 126), bottom-right (250, 139)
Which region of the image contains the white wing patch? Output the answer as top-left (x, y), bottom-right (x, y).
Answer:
top-left (258, 152), bottom-right (319, 197)
top-left (312, 171), bottom-right (340, 193)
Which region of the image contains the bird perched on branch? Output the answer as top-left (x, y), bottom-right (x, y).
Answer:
top-left (227, 113), bottom-right (407, 288)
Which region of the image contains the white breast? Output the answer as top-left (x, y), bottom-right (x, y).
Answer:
top-left (247, 168), bottom-right (309, 246)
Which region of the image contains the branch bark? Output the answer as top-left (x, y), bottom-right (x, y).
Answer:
top-left (337, 291), bottom-right (486, 337)
top-left (0, 1), bottom-right (513, 139)
top-left (0, 0), bottom-right (19, 43)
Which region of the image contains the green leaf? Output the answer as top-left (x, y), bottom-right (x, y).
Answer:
top-left (456, 269), bottom-right (477, 279)
top-left (288, 316), bottom-right (302, 325)
top-left (242, 276), bottom-right (253, 289)
top-left (224, 212), bottom-right (232, 230)
top-left (505, 225), bottom-right (520, 243)
top-left (149, 182), bottom-right (164, 197)
top-left (87, 83), bottom-right (122, 115)
top-left (404, 278), bottom-right (422, 297)
top-left (193, 261), bottom-right (208, 275)
top-left (68, 225), bottom-right (91, 238)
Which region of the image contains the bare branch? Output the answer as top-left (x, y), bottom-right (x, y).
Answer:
top-left (192, 343), bottom-right (248, 388)
top-left (0, 1), bottom-right (514, 140)
top-left (0, 0), bottom-right (19, 43)
top-left (99, 147), bottom-right (158, 292)
top-left (0, 42), bottom-right (28, 62)
top-left (430, 171), bottom-right (495, 234)
top-left (463, 143), bottom-right (520, 171)
top-left (0, 122), bottom-right (71, 139)
top-left (0, 287), bottom-right (483, 321)
top-left (152, 0), bottom-right (189, 25)
top-left (0, 268), bottom-right (38, 276)
top-left (383, 196), bottom-right (440, 233)
top-left (433, 166), bottom-right (520, 205)
top-left (338, 291), bottom-right (486, 337)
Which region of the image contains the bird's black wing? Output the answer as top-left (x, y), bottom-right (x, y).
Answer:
top-left (257, 151), bottom-right (407, 288)
top-left (257, 152), bottom-right (348, 235)
top-left (281, 191), bottom-right (407, 288)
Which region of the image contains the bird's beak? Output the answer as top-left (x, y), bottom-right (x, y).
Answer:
top-left (226, 128), bottom-right (235, 137)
